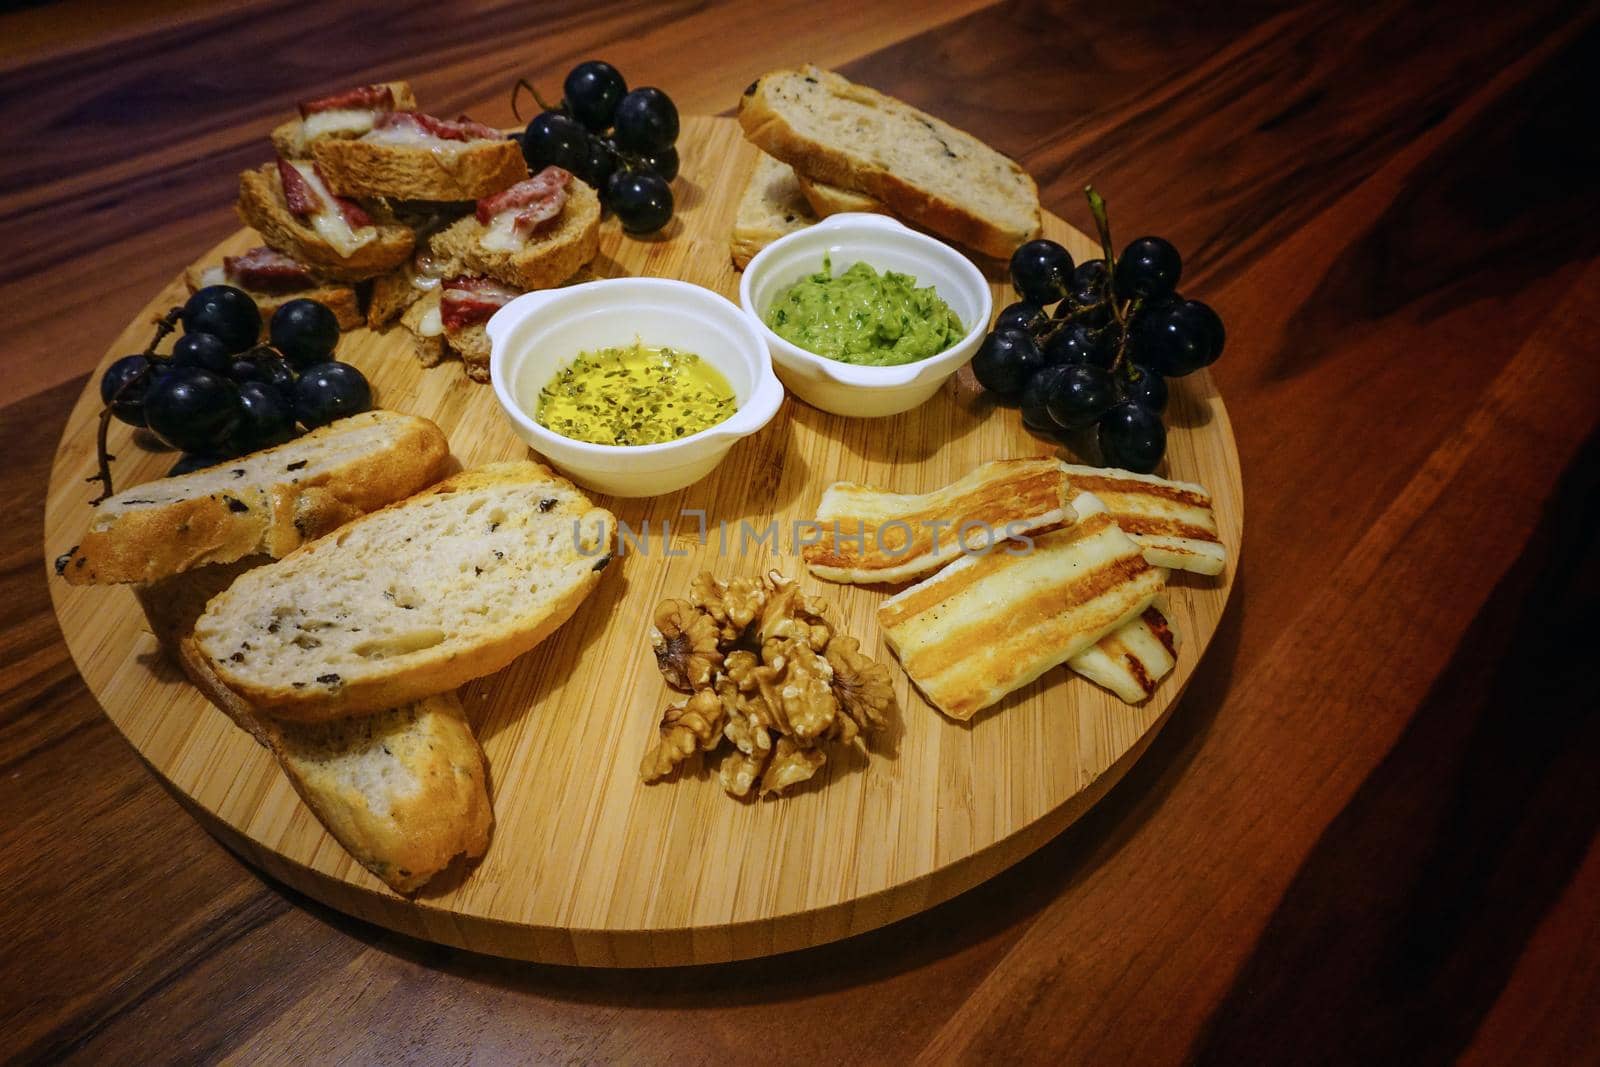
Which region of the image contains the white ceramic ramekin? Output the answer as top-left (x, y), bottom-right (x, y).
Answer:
top-left (487, 277), bottom-right (784, 497)
top-left (738, 213), bottom-right (993, 417)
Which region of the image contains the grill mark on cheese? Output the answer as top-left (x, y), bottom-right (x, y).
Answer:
top-left (879, 512), bottom-right (1115, 625)
top-left (1067, 472), bottom-right (1211, 509)
top-left (1142, 606), bottom-right (1177, 656)
top-left (898, 549), bottom-right (1151, 679)
top-left (805, 463), bottom-right (1068, 570)
top-left (1116, 515), bottom-right (1221, 543)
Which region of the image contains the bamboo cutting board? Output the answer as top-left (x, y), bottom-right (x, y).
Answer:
top-left (44, 117), bottom-right (1241, 966)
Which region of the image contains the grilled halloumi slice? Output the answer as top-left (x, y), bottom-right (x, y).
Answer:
top-left (877, 492), bottom-right (1167, 721)
top-left (1068, 603), bottom-right (1179, 703)
top-left (803, 458), bottom-right (1075, 585)
top-left (1060, 465), bottom-right (1225, 575)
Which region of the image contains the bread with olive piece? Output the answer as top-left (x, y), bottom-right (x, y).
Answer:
top-left (738, 65), bottom-right (1041, 258)
top-left (730, 152), bottom-right (817, 269)
top-left (57, 410), bottom-right (451, 586)
top-left (193, 461), bottom-right (616, 720)
top-left (136, 560), bottom-right (493, 894)
top-left (235, 162), bottom-right (414, 281)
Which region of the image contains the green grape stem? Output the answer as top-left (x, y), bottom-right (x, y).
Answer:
top-left (1084, 185), bottom-right (1116, 274)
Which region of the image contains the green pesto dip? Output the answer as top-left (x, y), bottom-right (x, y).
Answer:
top-left (765, 255), bottom-right (965, 366)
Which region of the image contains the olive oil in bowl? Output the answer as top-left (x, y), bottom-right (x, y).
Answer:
top-left (531, 340), bottom-right (738, 447)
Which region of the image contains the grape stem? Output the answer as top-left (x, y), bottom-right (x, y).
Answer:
top-left (1109, 297), bottom-right (1141, 374)
top-left (86, 305), bottom-right (182, 505)
top-left (1084, 185), bottom-right (1116, 277)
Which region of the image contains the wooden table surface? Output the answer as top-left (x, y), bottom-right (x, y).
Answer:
top-left (3, 0), bottom-right (1597, 1062)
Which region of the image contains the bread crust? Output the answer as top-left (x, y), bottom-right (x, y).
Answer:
top-left (183, 264), bottom-right (363, 333)
top-left (137, 563), bottom-right (491, 893)
top-left (794, 172), bottom-right (889, 218)
top-left (235, 164), bottom-right (413, 281)
top-left (739, 67), bottom-right (1041, 258)
top-left (195, 463), bottom-right (615, 720)
top-left (271, 693), bottom-right (494, 894)
top-left (429, 180), bottom-right (601, 291)
top-left (312, 137), bottom-right (526, 202)
top-left (61, 411), bottom-right (451, 585)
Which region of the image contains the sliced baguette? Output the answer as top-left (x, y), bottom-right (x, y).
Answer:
top-left (194, 461), bottom-right (616, 720)
top-left (270, 80), bottom-right (420, 159)
top-left (236, 163), bottom-right (414, 281)
top-left (183, 263), bottom-right (362, 333)
top-left (739, 66), bottom-right (1041, 258)
top-left (58, 410), bottom-right (450, 586)
top-left (312, 135), bottom-right (526, 202)
top-left (794, 171), bottom-right (888, 218)
top-left (731, 153), bottom-right (818, 269)
top-left (136, 561), bottom-right (493, 894)
top-left (429, 181), bottom-right (601, 291)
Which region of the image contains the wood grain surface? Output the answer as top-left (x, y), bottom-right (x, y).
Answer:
top-left (43, 116), bottom-right (1240, 966)
top-left (3, 0), bottom-right (1598, 1062)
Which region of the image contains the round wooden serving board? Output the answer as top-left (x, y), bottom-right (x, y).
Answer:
top-left (46, 117), bottom-right (1241, 967)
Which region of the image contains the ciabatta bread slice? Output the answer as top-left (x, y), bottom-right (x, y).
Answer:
top-left (312, 113), bottom-right (526, 202)
top-left (57, 410), bottom-right (450, 586)
top-left (794, 172), bottom-right (888, 218)
top-left (236, 162), bottom-right (413, 282)
top-left (271, 81), bottom-right (420, 159)
top-left (429, 175), bottom-right (600, 291)
top-left (730, 153), bottom-right (817, 269)
top-left (137, 560), bottom-right (493, 894)
top-left (194, 462), bottom-right (615, 720)
top-left (184, 253), bottom-right (362, 334)
top-left (739, 66), bottom-right (1041, 258)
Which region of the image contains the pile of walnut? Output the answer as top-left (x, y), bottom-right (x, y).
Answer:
top-left (641, 570), bottom-right (899, 798)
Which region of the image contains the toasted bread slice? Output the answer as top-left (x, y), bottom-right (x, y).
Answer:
top-left (446, 322), bottom-right (493, 383)
top-left (236, 163), bottom-right (413, 282)
top-left (57, 410), bottom-right (450, 586)
top-left (272, 695), bottom-right (493, 893)
top-left (397, 286), bottom-right (447, 366)
top-left (184, 262), bottom-right (362, 334)
top-left (877, 492), bottom-right (1167, 720)
top-left (739, 66), bottom-right (1041, 258)
top-left (1060, 465), bottom-right (1226, 576)
top-left (794, 171), bottom-right (888, 218)
top-left (731, 153), bottom-right (817, 269)
top-left (1067, 603), bottom-right (1179, 703)
top-left (803, 458), bottom-right (1075, 585)
top-left (270, 80), bottom-right (420, 159)
top-left (194, 462), bottom-right (616, 720)
top-left (429, 180), bottom-right (600, 292)
top-left (136, 561), bottom-right (492, 894)
top-left (312, 128), bottom-right (526, 202)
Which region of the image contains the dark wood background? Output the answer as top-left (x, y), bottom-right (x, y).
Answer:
top-left (3, 0), bottom-right (1598, 1062)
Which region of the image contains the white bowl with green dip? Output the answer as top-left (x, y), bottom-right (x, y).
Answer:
top-left (739, 213), bottom-right (992, 417)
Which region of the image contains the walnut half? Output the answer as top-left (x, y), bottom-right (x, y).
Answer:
top-left (640, 688), bottom-right (725, 782)
top-left (650, 599), bottom-right (722, 692)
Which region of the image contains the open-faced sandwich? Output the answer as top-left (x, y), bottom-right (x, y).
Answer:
top-left (235, 156), bottom-right (415, 281)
